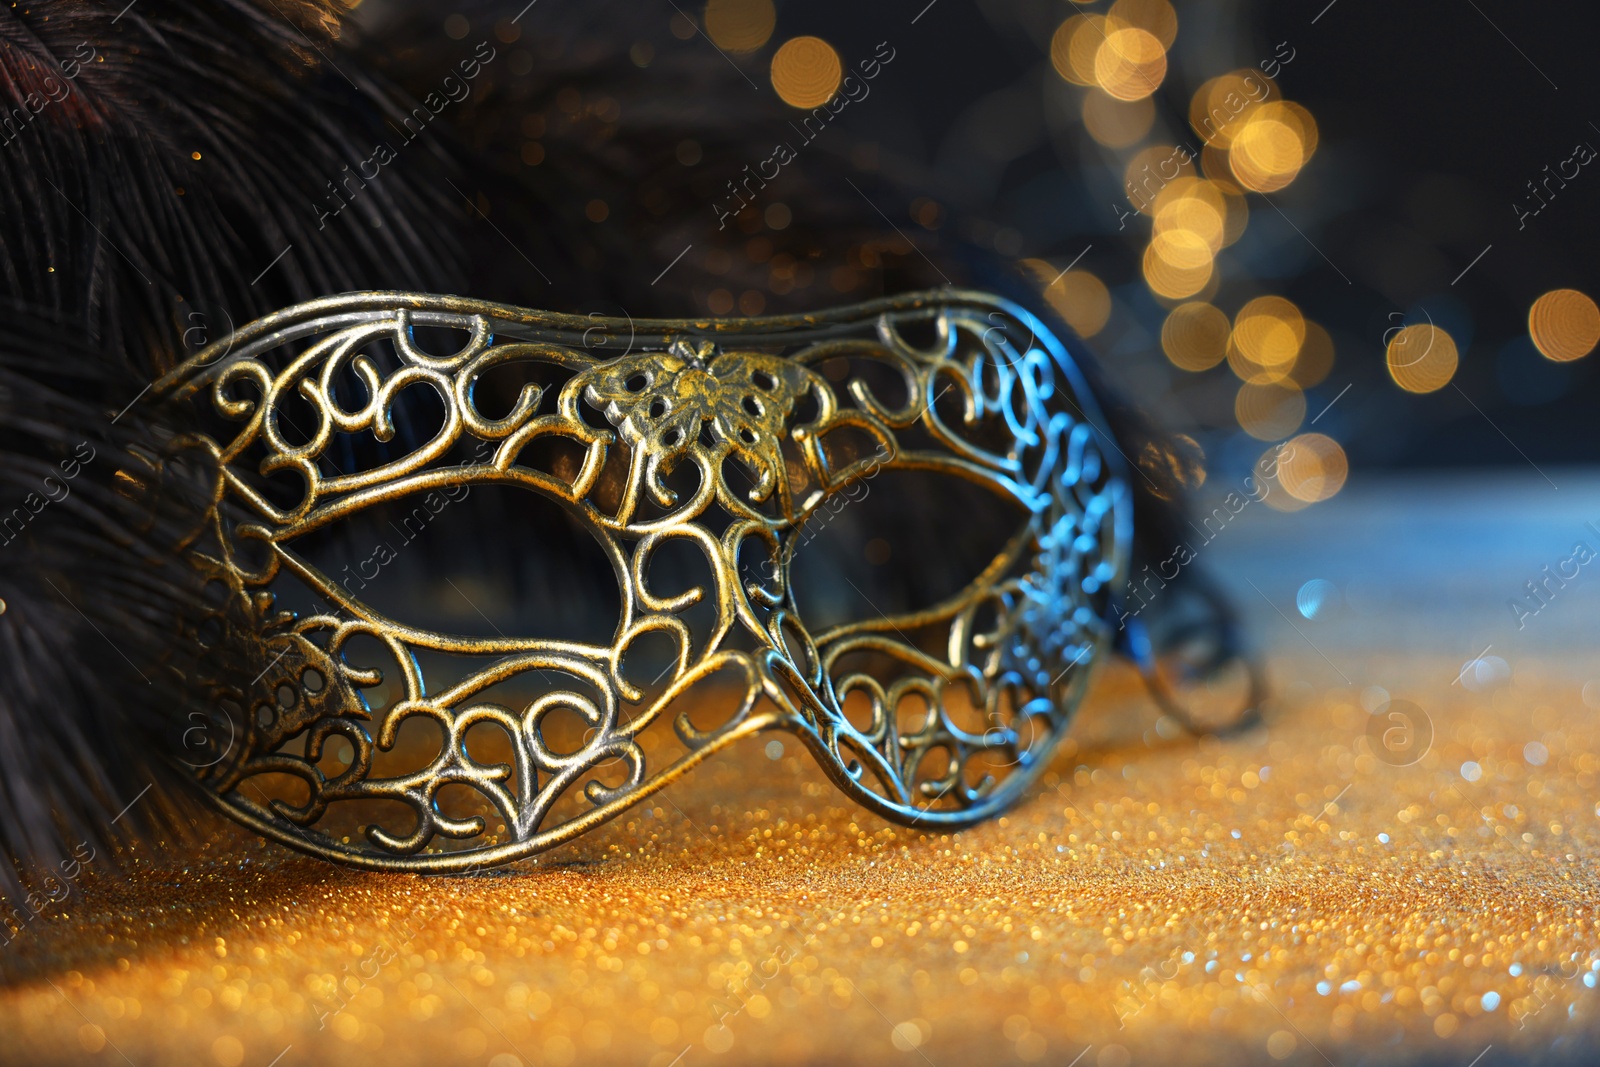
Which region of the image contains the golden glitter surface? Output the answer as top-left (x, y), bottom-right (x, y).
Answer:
top-left (2, 645), bottom-right (1599, 1066)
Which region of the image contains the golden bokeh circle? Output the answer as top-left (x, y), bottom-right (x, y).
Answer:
top-left (1230, 296), bottom-right (1306, 380)
top-left (1268, 101), bottom-right (1319, 158)
top-left (1529, 289), bottom-right (1600, 362)
top-left (1142, 241), bottom-right (1212, 299)
top-left (704, 0), bottom-right (776, 54)
top-left (1082, 90), bottom-right (1155, 148)
top-left (1043, 270), bottom-right (1113, 338)
top-left (1108, 0), bottom-right (1177, 49)
top-left (1386, 324), bottom-right (1459, 393)
top-left (1051, 15), bottom-right (1120, 87)
top-left (1228, 115), bottom-right (1305, 193)
top-left (1152, 175), bottom-right (1216, 211)
top-left (1289, 321), bottom-right (1335, 388)
top-left (1021, 259), bottom-right (1112, 338)
top-left (1161, 302), bottom-right (1230, 371)
top-left (1151, 177), bottom-right (1245, 248)
top-left (1235, 380), bottom-right (1306, 440)
top-left (1093, 27), bottom-right (1167, 102)
top-left (1154, 195), bottom-right (1225, 255)
top-left (1150, 228), bottom-right (1214, 271)
top-left (770, 36), bottom-right (843, 109)
top-left (1278, 432), bottom-right (1348, 503)
top-left (1260, 453), bottom-right (1312, 512)
top-left (1189, 71), bottom-right (1275, 148)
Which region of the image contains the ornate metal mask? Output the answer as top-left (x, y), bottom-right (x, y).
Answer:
top-left (153, 290), bottom-right (1132, 871)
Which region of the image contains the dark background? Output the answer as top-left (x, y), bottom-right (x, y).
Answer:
top-left (746, 0), bottom-right (1600, 473)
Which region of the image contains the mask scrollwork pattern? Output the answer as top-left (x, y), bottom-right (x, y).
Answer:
top-left (157, 290), bottom-right (1132, 871)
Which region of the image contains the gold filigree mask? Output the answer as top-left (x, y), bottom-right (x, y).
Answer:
top-left (153, 290), bottom-right (1133, 871)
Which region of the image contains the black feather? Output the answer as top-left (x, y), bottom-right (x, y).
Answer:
top-left (0, 0), bottom-right (467, 905)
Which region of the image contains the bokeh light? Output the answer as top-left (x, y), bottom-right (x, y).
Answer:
top-left (1025, 259), bottom-right (1112, 337)
top-left (1386, 323), bottom-right (1459, 393)
top-left (1189, 71), bottom-right (1276, 148)
top-left (1093, 27), bottom-right (1167, 102)
top-left (1269, 101), bottom-right (1319, 157)
top-left (1153, 191), bottom-right (1225, 254)
top-left (1082, 91), bottom-right (1155, 148)
top-left (1108, 0), bottom-right (1177, 49)
top-left (703, 0), bottom-right (775, 54)
top-left (1528, 289), bottom-right (1600, 362)
top-left (1040, 0), bottom-right (1345, 466)
top-left (1045, 270), bottom-right (1112, 337)
top-left (1142, 240), bottom-right (1212, 299)
top-left (1149, 228), bottom-right (1213, 271)
top-left (1289, 321), bottom-right (1335, 388)
top-left (1050, 15), bottom-right (1116, 88)
top-left (1278, 432), bottom-right (1349, 502)
top-left (1228, 104), bottom-right (1315, 193)
top-left (1125, 145), bottom-right (1197, 216)
top-left (770, 36), bottom-right (843, 109)
top-left (1235, 379), bottom-right (1306, 440)
top-left (1296, 578), bottom-right (1340, 619)
top-left (1228, 296), bottom-right (1305, 383)
top-left (1161, 301), bottom-right (1230, 371)
top-left (1259, 445), bottom-right (1312, 513)
top-left (1152, 177), bottom-right (1248, 247)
